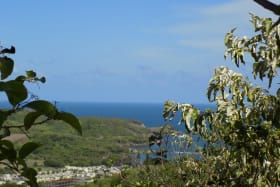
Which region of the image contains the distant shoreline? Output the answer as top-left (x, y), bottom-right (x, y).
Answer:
top-left (0, 101), bottom-right (215, 129)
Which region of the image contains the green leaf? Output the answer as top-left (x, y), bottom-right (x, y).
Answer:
top-left (0, 46), bottom-right (15, 54)
top-left (24, 112), bottom-right (42, 130)
top-left (0, 80), bottom-right (28, 106)
top-left (24, 100), bottom-right (57, 118)
top-left (0, 56), bottom-right (14, 80)
top-left (184, 109), bottom-right (193, 132)
top-left (21, 167), bottom-right (38, 187)
top-left (19, 142), bottom-right (40, 159)
top-left (0, 110), bottom-right (9, 127)
top-left (39, 76), bottom-right (46, 83)
top-left (0, 140), bottom-right (16, 161)
top-left (224, 33), bottom-right (231, 46)
top-left (264, 18), bottom-right (272, 33)
top-left (15, 75), bottom-right (26, 82)
top-left (230, 27), bottom-right (237, 33)
top-left (26, 70), bottom-right (36, 78)
top-left (55, 112), bottom-right (82, 135)
top-left (0, 128), bottom-right (11, 139)
top-left (0, 139), bottom-right (14, 149)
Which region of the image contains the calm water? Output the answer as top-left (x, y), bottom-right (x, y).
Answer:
top-left (56, 102), bottom-right (214, 130)
top-left (0, 101), bottom-right (214, 130)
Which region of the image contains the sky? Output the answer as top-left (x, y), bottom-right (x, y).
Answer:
top-left (0, 0), bottom-right (278, 103)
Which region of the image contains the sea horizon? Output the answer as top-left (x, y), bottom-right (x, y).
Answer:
top-left (0, 101), bottom-right (215, 129)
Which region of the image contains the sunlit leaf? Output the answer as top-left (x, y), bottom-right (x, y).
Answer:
top-left (26, 70), bottom-right (36, 78)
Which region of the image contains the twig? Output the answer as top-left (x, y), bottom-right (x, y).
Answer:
top-left (254, 0), bottom-right (280, 28)
top-left (2, 118), bottom-right (51, 129)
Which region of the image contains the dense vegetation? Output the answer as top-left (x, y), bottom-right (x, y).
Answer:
top-left (81, 9), bottom-right (280, 187)
top-left (2, 1), bottom-right (280, 187)
top-left (1, 112), bottom-right (151, 170)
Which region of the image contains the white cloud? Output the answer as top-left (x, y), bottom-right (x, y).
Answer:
top-left (169, 0), bottom-right (277, 51)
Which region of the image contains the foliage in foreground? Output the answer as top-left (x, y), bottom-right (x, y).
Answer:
top-left (0, 45), bottom-right (81, 186)
top-left (88, 13), bottom-right (280, 187)
top-left (163, 13), bottom-right (280, 186)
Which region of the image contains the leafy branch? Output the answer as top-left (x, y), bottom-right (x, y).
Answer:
top-left (0, 44), bottom-right (82, 186)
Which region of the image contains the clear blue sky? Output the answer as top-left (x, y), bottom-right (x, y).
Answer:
top-left (0, 0), bottom-right (276, 103)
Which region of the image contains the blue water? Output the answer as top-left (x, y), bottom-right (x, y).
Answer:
top-left (0, 101), bottom-right (214, 129)
top-left (56, 102), bottom-right (214, 130)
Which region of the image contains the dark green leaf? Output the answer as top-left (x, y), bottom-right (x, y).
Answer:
top-left (0, 140), bottom-right (16, 161)
top-left (21, 167), bottom-right (38, 187)
top-left (0, 56), bottom-right (14, 80)
top-left (0, 110), bottom-right (9, 127)
top-left (0, 139), bottom-right (14, 149)
top-left (0, 128), bottom-right (11, 139)
top-left (24, 112), bottom-right (42, 130)
top-left (15, 75), bottom-right (26, 82)
top-left (24, 100), bottom-right (57, 118)
top-left (19, 142), bottom-right (41, 159)
top-left (39, 76), bottom-right (46, 83)
top-left (55, 112), bottom-right (82, 135)
top-left (230, 27), bottom-right (237, 33)
top-left (0, 80), bottom-right (28, 106)
top-left (0, 46), bottom-right (15, 54)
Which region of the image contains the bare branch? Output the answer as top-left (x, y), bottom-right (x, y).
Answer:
top-left (254, 0), bottom-right (280, 15)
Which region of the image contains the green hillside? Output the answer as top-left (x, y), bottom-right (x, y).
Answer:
top-left (3, 112), bottom-right (152, 170)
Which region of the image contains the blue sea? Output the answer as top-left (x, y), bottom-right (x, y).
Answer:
top-left (56, 102), bottom-right (214, 131)
top-left (0, 101), bottom-right (214, 130)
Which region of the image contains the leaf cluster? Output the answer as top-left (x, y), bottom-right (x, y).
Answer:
top-left (160, 14), bottom-right (280, 186)
top-left (0, 44), bottom-right (82, 186)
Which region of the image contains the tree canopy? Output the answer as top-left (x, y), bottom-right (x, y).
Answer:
top-left (162, 13), bottom-right (280, 186)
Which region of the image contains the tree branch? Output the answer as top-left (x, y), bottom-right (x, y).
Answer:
top-left (2, 118), bottom-right (51, 129)
top-left (254, 0), bottom-right (280, 15)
